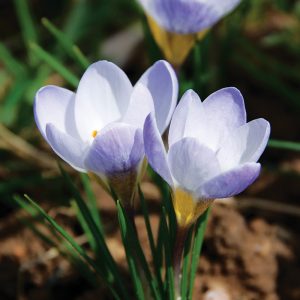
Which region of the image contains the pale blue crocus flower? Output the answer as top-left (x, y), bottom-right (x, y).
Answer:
top-left (144, 87), bottom-right (270, 228)
top-left (137, 0), bottom-right (242, 34)
top-left (34, 60), bottom-right (178, 206)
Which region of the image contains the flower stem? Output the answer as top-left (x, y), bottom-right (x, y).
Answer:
top-left (173, 225), bottom-right (189, 300)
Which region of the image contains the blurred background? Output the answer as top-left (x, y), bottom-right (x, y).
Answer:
top-left (0, 0), bottom-right (299, 299)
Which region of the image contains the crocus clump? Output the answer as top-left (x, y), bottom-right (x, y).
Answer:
top-left (144, 87), bottom-right (270, 228)
top-left (34, 60), bottom-right (178, 207)
top-left (137, 0), bottom-right (241, 67)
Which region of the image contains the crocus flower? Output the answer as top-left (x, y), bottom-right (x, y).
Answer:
top-left (138, 0), bottom-right (241, 34)
top-left (144, 87), bottom-right (270, 228)
top-left (137, 0), bottom-right (241, 67)
top-left (34, 60), bottom-right (178, 208)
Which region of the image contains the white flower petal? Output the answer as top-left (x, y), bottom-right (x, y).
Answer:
top-left (74, 61), bottom-right (133, 141)
top-left (143, 113), bottom-right (173, 186)
top-left (168, 137), bottom-right (221, 193)
top-left (124, 60), bottom-right (177, 133)
top-left (217, 118), bottom-right (271, 171)
top-left (202, 87), bottom-right (247, 150)
top-left (122, 80), bottom-right (154, 129)
top-left (34, 85), bottom-right (78, 140)
top-left (168, 89), bottom-right (207, 147)
top-left (46, 123), bottom-right (88, 172)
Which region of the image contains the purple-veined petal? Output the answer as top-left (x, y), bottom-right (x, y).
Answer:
top-left (168, 89), bottom-right (206, 147)
top-left (203, 87), bottom-right (246, 127)
top-left (197, 162), bottom-right (261, 199)
top-left (138, 0), bottom-right (241, 34)
top-left (148, 60), bottom-right (178, 133)
top-left (84, 123), bottom-right (144, 176)
top-left (74, 61), bottom-right (133, 141)
top-left (202, 87), bottom-right (246, 150)
top-left (217, 118), bottom-right (271, 171)
top-left (125, 60), bottom-right (177, 133)
top-left (46, 123), bottom-right (88, 172)
top-left (34, 85), bottom-right (78, 140)
top-left (168, 137), bottom-right (221, 192)
top-left (144, 113), bottom-right (173, 186)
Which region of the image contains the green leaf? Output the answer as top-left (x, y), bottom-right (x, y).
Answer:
top-left (13, 0), bottom-right (38, 65)
top-left (80, 173), bottom-right (103, 234)
top-left (117, 200), bottom-right (161, 300)
top-left (156, 213), bottom-right (165, 275)
top-left (63, 0), bottom-right (89, 42)
top-left (117, 201), bottom-right (145, 300)
top-left (0, 78), bottom-right (30, 125)
top-left (161, 207), bottom-right (175, 300)
top-left (29, 43), bottom-right (79, 87)
top-left (188, 208), bottom-right (210, 300)
top-left (237, 38), bottom-right (300, 83)
top-left (14, 0), bottom-right (38, 44)
top-left (234, 54), bottom-right (300, 110)
top-left (181, 226), bottom-right (194, 299)
top-left (268, 139), bottom-right (300, 152)
top-left (0, 42), bottom-right (26, 76)
top-left (59, 166), bottom-right (130, 300)
top-left (25, 64), bottom-right (52, 103)
top-left (148, 168), bottom-right (176, 245)
top-left (138, 185), bottom-right (164, 294)
top-left (42, 18), bottom-right (89, 69)
top-left (14, 196), bottom-right (97, 287)
top-left (71, 200), bottom-right (97, 251)
top-left (23, 194), bottom-right (122, 299)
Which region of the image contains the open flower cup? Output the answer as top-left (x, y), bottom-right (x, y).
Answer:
top-left (137, 0), bottom-right (241, 67)
top-left (34, 60), bottom-right (178, 209)
top-left (144, 87), bottom-right (271, 229)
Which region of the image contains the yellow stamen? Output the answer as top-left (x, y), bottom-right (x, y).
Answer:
top-left (172, 188), bottom-right (213, 228)
top-left (92, 130), bottom-right (98, 138)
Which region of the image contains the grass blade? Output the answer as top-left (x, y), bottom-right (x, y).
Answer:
top-left (268, 139), bottom-right (300, 152)
top-left (14, 196), bottom-right (98, 287)
top-left (149, 168), bottom-right (177, 246)
top-left (14, 0), bottom-right (38, 44)
top-left (80, 173), bottom-right (103, 234)
top-left (71, 200), bottom-right (97, 251)
top-left (181, 226), bottom-right (194, 299)
top-left (23, 195), bottom-right (122, 300)
top-left (63, 0), bottom-right (89, 42)
top-left (234, 54), bottom-right (300, 110)
top-left (0, 42), bottom-right (26, 76)
top-left (25, 64), bottom-right (52, 103)
top-left (14, 0), bottom-right (38, 65)
top-left (161, 207), bottom-right (175, 300)
top-left (117, 200), bottom-right (161, 300)
top-left (117, 201), bottom-right (145, 300)
top-left (138, 185), bottom-right (164, 294)
top-left (188, 208), bottom-right (210, 300)
top-left (0, 78), bottom-right (30, 125)
top-left (59, 166), bottom-right (130, 300)
top-left (42, 18), bottom-right (89, 69)
top-left (29, 43), bottom-right (79, 87)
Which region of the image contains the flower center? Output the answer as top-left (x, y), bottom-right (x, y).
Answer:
top-left (172, 188), bottom-right (213, 228)
top-left (91, 130), bottom-right (98, 138)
